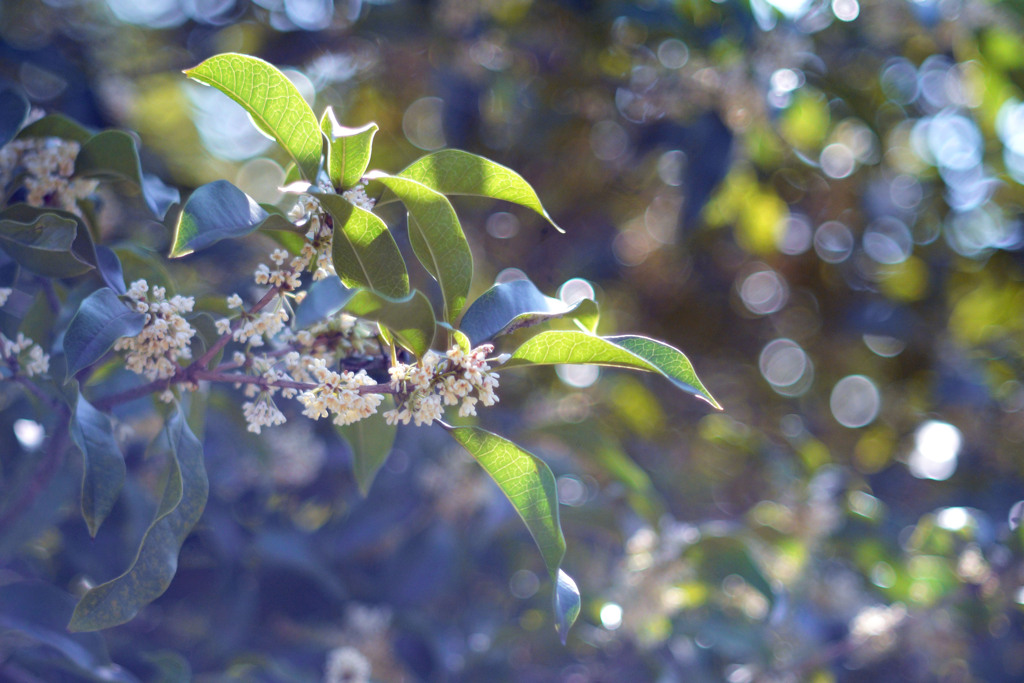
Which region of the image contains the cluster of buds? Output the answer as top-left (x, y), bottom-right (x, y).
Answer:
top-left (114, 280), bottom-right (196, 382)
top-left (0, 325), bottom-right (50, 378)
top-left (384, 343), bottom-right (503, 426)
top-left (0, 137), bottom-right (98, 216)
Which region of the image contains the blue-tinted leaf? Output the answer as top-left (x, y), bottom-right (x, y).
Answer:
top-left (70, 392), bottom-right (126, 537)
top-left (68, 409), bottom-right (209, 631)
top-left (184, 54), bottom-right (323, 182)
top-left (0, 582), bottom-right (138, 683)
top-left (0, 205), bottom-right (93, 278)
top-left (63, 287), bottom-right (146, 379)
top-left (321, 109), bottom-right (377, 190)
top-left (169, 180), bottom-right (292, 257)
top-left (459, 278), bottom-right (599, 344)
top-left (554, 569), bottom-right (581, 645)
top-left (398, 149), bottom-right (563, 232)
top-left (337, 395), bottom-right (397, 495)
top-left (0, 87), bottom-right (30, 147)
top-left (74, 131), bottom-right (179, 220)
top-left (292, 276), bottom-right (355, 329)
top-left (94, 245), bottom-right (126, 295)
top-left (314, 192), bottom-right (409, 297)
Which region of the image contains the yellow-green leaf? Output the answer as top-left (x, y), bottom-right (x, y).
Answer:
top-left (184, 53), bottom-right (322, 182)
top-left (320, 109), bottom-right (377, 190)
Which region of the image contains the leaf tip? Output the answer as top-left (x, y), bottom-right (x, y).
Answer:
top-left (553, 568), bottom-right (581, 645)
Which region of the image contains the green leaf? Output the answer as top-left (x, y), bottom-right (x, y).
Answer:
top-left (320, 109), bottom-right (377, 190)
top-left (74, 130), bottom-right (180, 220)
top-left (0, 87), bottom-right (29, 147)
top-left (70, 391), bottom-right (126, 537)
top-left (16, 113), bottom-right (93, 144)
top-left (184, 53), bottom-right (322, 182)
top-left (459, 278), bottom-right (598, 344)
top-left (365, 172), bottom-right (472, 323)
top-left (63, 287), bottom-right (146, 379)
top-left (68, 409), bottom-right (209, 632)
top-left (169, 180), bottom-right (293, 257)
top-left (336, 395), bottom-right (397, 495)
top-left (504, 331), bottom-right (721, 409)
top-left (398, 149), bottom-right (563, 232)
top-left (448, 426), bottom-right (579, 641)
top-left (314, 192), bottom-right (409, 298)
top-left (0, 205), bottom-right (93, 278)
top-left (344, 288), bottom-right (436, 358)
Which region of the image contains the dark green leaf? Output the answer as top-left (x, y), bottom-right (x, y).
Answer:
top-left (504, 331), bottom-right (721, 409)
top-left (344, 288), bottom-right (436, 358)
top-left (448, 426), bottom-right (579, 639)
top-left (169, 180), bottom-right (293, 257)
top-left (398, 149), bottom-right (563, 232)
top-left (63, 287), bottom-right (146, 379)
top-left (320, 109), bottom-right (377, 190)
top-left (68, 409), bottom-right (209, 632)
top-left (0, 87), bottom-right (30, 147)
top-left (292, 276), bottom-right (354, 330)
top-left (74, 130), bottom-right (179, 220)
top-left (184, 53), bottom-right (323, 182)
top-left (70, 391), bottom-right (126, 537)
top-left (337, 395), bottom-right (397, 495)
top-left (314, 192), bottom-right (409, 297)
top-left (459, 278), bottom-right (599, 344)
top-left (16, 114), bottom-right (93, 144)
top-left (365, 172), bottom-right (472, 323)
top-left (0, 205), bottom-right (93, 277)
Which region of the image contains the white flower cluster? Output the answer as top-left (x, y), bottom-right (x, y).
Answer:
top-left (384, 343), bottom-right (502, 426)
top-left (323, 646), bottom-right (371, 683)
top-left (288, 193), bottom-right (337, 281)
top-left (0, 137), bottom-right (98, 215)
top-left (0, 287), bottom-right (10, 308)
top-left (0, 331), bottom-right (50, 377)
top-left (297, 358), bottom-right (383, 426)
top-left (342, 183), bottom-right (376, 211)
top-left (114, 280), bottom-right (196, 381)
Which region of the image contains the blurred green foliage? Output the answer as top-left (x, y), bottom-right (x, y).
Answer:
top-left (4, 0), bottom-right (1024, 681)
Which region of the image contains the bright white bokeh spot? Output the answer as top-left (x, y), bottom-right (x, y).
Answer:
top-left (495, 267), bottom-right (528, 284)
top-left (908, 420), bottom-right (961, 480)
top-left (814, 221), bottom-right (855, 263)
top-left (1009, 501), bottom-right (1024, 530)
top-left (600, 602), bottom-right (623, 630)
top-left (486, 212), bottom-right (520, 239)
top-left (657, 149), bottom-right (687, 187)
top-left (863, 334), bottom-right (905, 357)
top-left (821, 143), bottom-right (856, 179)
top-left (739, 268), bottom-right (788, 315)
top-left (864, 217), bottom-right (913, 264)
top-left (830, 375), bottom-right (880, 428)
top-left (764, 0), bottom-right (813, 19)
top-left (14, 419), bottom-right (44, 450)
top-left (556, 364), bottom-right (600, 388)
top-left (832, 0), bottom-right (860, 21)
top-left (557, 475), bottom-right (588, 506)
top-left (936, 506), bottom-right (972, 531)
top-left (770, 68), bottom-right (804, 94)
top-left (759, 339), bottom-right (813, 396)
top-left (657, 39), bottom-right (690, 69)
top-left (778, 214), bottom-right (813, 255)
top-left (1016, 586), bottom-right (1024, 606)
top-left (558, 278), bottom-right (596, 306)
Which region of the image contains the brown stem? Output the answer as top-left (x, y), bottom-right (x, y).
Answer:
top-left (190, 285), bottom-right (281, 372)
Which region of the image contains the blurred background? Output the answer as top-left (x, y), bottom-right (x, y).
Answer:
top-left (3, 0), bottom-right (1024, 680)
